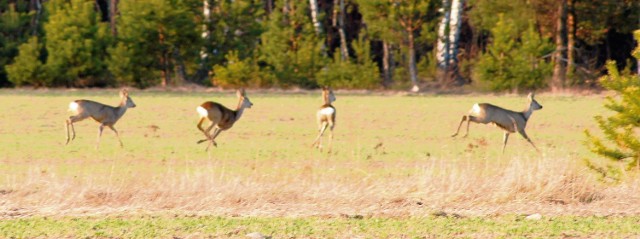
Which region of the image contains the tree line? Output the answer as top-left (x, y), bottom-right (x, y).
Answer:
top-left (0, 0), bottom-right (638, 91)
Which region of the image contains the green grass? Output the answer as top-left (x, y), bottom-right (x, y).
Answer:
top-left (2, 215), bottom-right (639, 238)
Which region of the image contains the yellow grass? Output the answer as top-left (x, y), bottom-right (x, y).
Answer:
top-left (1, 89), bottom-right (639, 218)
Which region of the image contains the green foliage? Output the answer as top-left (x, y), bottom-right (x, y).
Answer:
top-left (258, 0), bottom-right (326, 88)
top-left (357, 0), bottom-right (439, 87)
top-left (475, 17), bottom-right (552, 92)
top-left (109, 0), bottom-right (199, 88)
top-left (317, 34), bottom-right (380, 89)
top-left (212, 51), bottom-right (272, 88)
top-left (6, 37), bottom-right (48, 86)
top-left (417, 51), bottom-right (439, 81)
top-left (0, 2), bottom-right (35, 86)
top-left (43, 0), bottom-right (111, 86)
top-left (468, 0), bottom-right (535, 34)
top-left (585, 33), bottom-right (640, 173)
top-left (206, 0), bottom-right (264, 66)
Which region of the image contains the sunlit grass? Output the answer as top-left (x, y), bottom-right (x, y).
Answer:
top-left (2, 215), bottom-right (640, 238)
top-left (2, 89), bottom-right (637, 233)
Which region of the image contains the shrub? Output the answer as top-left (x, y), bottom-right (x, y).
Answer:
top-left (6, 37), bottom-right (49, 87)
top-left (212, 51), bottom-right (272, 88)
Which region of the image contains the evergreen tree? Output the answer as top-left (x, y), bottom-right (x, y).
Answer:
top-left (258, 0), bottom-right (326, 88)
top-left (212, 51), bottom-right (271, 87)
top-left (584, 30), bottom-right (640, 173)
top-left (44, 0), bottom-right (111, 86)
top-left (6, 36), bottom-right (48, 86)
top-left (207, 0), bottom-right (264, 65)
top-left (0, 2), bottom-right (36, 86)
top-left (475, 16), bottom-right (552, 92)
top-left (317, 32), bottom-right (380, 88)
top-left (108, 0), bottom-right (199, 88)
top-left (206, 0), bottom-right (266, 86)
top-left (357, 0), bottom-right (439, 90)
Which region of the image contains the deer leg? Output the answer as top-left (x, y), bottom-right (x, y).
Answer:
top-left (65, 119), bottom-right (73, 145)
top-left (312, 122), bottom-right (328, 149)
top-left (205, 128), bottom-right (222, 151)
top-left (96, 124), bottom-right (105, 150)
top-left (451, 115), bottom-right (468, 137)
top-left (518, 130), bottom-right (540, 152)
top-left (197, 121), bottom-right (216, 144)
top-left (108, 125), bottom-right (124, 148)
top-left (463, 115), bottom-right (478, 138)
top-left (65, 115), bottom-right (84, 144)
top-left (502, 132), bottom-right (510, 154)
top-left (197, 117), bottom-right (209, 140)
top-left (327, 122), bottom-right (335, 153)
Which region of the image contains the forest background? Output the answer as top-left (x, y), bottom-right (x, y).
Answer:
top-left (0, 0), bottom-right (639, 92)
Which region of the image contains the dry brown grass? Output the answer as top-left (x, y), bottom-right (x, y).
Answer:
top-left (3, 155), bottom-right (640, 219)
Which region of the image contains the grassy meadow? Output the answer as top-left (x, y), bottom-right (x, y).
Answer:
top-left (1, 89), bottom-right (640, 237)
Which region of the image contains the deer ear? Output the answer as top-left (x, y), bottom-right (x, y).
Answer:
top-left (528, 92), bottom-right (534, 100)
top-left (237, 89), bottom-right (245, 97)
top-left (120, 89), bottom-right (128, 97)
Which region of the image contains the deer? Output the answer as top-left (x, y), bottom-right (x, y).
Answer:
top-left (65, 88), bottom-right (136, 149)
top-left (196, 89), bottom-right (253, 151)
top-left (311, 86), bottom-right (336, 151)
top-left (451, 92), bottom-right (543, 153)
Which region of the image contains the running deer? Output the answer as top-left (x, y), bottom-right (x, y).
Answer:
top-left (451, 92), bottom-right (543, 153)
top-left (196, 89), bottom-right (253, 151)
top-left (65, 89), bottom-right (136, 149)
top-left (311, 87), bottom-right (336, 151)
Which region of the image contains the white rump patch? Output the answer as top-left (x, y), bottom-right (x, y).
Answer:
top-left (471, 103), bottom-right (481, 115)
top-left (197, 106), bottom-right (209, 117)
top-left (319, 107), bottom-right (335, 115)
top-left (68, 102), bottom-right (79, 113)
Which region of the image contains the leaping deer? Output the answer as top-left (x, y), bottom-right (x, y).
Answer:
top-left (196, 89), bottom-right (253, 151)
top-left (451, 92), bottom-right (543, 153)
top-left (311, 86), bottom-right (336, 151)
top-left (65, 88), bottom-right (136, 149)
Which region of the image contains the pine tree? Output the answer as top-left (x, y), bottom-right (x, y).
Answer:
top-left (258, 0), bottom-right (326, 88)
top-left (44, 0), bottom-right (112, 86)
top-left (357, 0), bottom-right (437, 91)
top-left (6, 36), bottom-right (48, 86)
top-left (317, 32), bottom-right (380, 89)
top-left (108, 0), bottom-right (199, 88)
top-left (0, 2), bottom-right (37, 86)
top-left (475, 16), bottom-right (552, 92)
top-left (584, 30), bottom-right (640, 172)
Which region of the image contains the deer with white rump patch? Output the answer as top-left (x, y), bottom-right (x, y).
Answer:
top-left (196, 89), bottom-right (253, 151)
top-left (65, 89), bottom-right (136, 149)
top-left (451, 92), bottom-right (543, 153)
top-left (311, 86), bottom-right (336, 151)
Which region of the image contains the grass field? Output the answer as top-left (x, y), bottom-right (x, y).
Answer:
top-left (1, 89), bottom-right (640, 237)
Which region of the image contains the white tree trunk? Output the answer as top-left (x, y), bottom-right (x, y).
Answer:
top-left (309, 0), bottom-right (322, 35)
top-left (201, 0), bottom-right (211, 61)
top-left (194, 0), bottom-right (213, 83)
top-left (448, 0), bottom-right (463, 65)
top-left (436, 0), bottom-right (463, 68)
top-left (436, 0), bottom-right (451, 68)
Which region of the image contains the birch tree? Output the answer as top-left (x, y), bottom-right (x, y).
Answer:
top-left (436, 0), bottom-right (464, 85)
top-left (333, 0), bottom-right (349, 60)
top-left (309, 0), bottom-right (322, 35)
